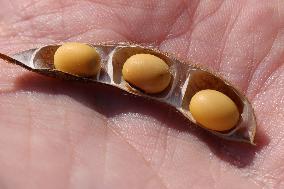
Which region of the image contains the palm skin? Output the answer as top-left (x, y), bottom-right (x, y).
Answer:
top-left (0, 0), bottom-right (283, 188)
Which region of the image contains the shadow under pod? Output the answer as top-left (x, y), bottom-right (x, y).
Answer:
top-left (12, 72), bottom-right (269, 168)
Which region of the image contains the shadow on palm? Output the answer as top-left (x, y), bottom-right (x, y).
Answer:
top-left (14, 71), bottom-right (269, 168)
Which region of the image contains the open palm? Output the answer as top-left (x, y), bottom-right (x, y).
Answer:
top-left (0, 0), bottom-right (283, 188)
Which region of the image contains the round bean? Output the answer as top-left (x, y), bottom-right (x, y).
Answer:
top-left (189, 89), bottom-right (239, 131)
top-left (54, 42), bottom-right (100, 76)
top-left (122, 54), bottom-right (171, 94)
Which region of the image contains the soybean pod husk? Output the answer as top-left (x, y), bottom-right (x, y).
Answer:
top-left (0, 43), bottom-right (257, 144)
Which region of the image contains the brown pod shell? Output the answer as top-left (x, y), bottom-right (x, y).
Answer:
top-left (0, 43), bottom-right (256, 144)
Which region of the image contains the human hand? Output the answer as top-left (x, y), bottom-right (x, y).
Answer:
top-left (0, 0), bottom-right (283, 188)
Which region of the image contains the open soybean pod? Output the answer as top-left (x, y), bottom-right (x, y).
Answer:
top-left (0, 43), bottom-right (256, 144)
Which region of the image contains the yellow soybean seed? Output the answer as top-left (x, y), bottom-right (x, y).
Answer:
top-left (54, 42), bottom-right (100, 76)
top-left (122, 54), bottom-right (171, 94)
top-left (189, 89), bottom-right (239, 131)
